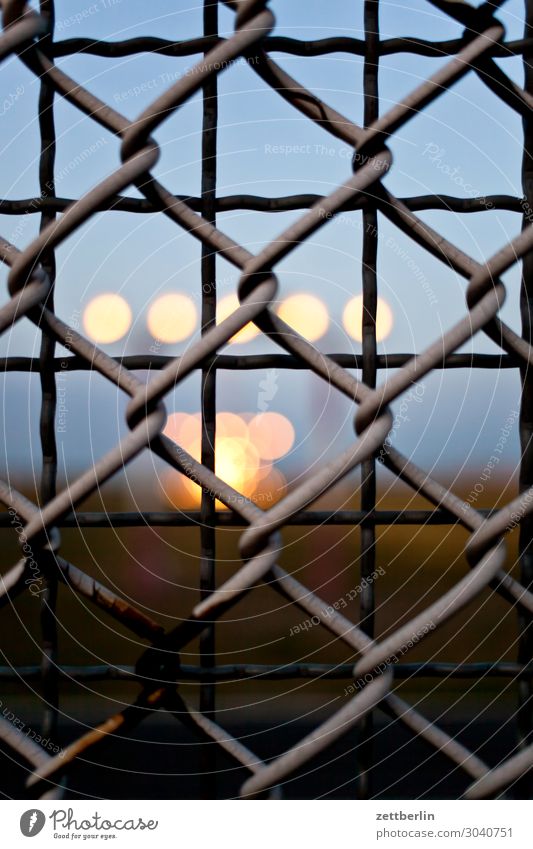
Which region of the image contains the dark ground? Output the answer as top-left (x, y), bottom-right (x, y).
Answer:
top-left (0, 715), bottom-right (525, 800)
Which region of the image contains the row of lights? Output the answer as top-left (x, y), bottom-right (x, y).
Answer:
top-left (82, 292), bottom-right (394, 345)
top-left (161, 411), bottom-right (294, 509)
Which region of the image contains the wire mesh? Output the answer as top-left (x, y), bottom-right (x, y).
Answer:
top-left (0, 0), bottom-right (533, 800)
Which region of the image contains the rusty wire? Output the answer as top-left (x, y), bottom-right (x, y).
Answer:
top-left (0, 0), bottom-right (533, 800)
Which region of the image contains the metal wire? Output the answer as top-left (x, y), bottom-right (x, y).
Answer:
top-left (0, 0), bottom-right (533, 801)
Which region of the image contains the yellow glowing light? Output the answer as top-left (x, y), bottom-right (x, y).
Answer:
top-left (163, 412), bottom-right (191, 443)
top-left (162, 412), bottom-right (263, 509)
top-left (213, 436), bottom-right (259, 509)
top-left (216, 437), bottom-right (253, 488)
top-left (248, 412), bottom-right (295, 461)
top-left (163, 412), bottom-right (201, 454)
top-left (236, 438), bottom-right (260, 480)
top-left (217, 293), bottom-right (259, 344)
top-left (255, 459), bottom-right (273, 482)
top-left (83, 293), bottom-right (132, 344)
top-left (147, 293), bottom-right (197, 343)
top-left (216, 412), bottom-right (249, 441)
top-left (277, 293), bottom-right (329, 342)
top-left (342, 295), bottom-right (394, 343)
top-left (168, 436), bottom-right (260, 510)
top-left (163, 470), bottom-right (201, 509)
top-left (181, 472), bottom-right (202, 505)
top-left (164, 412), bottom-right (250, 450)
top-left (181, 419), bottom-right (202, 455)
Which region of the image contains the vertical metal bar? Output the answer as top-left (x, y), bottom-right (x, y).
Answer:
top-left (37, 0), bottom-right (59, 743)
top-left (517, 0), bottom-right (533, 799)
top-left (200, 0), bottom-right (218, 799)
top-left (358, 0), bottom-right (380, 800)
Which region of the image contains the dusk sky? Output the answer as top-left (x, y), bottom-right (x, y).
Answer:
top-left (0, 0), bottom-right (527, 496)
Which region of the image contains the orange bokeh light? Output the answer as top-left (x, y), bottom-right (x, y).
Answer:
top-left (161, 410), bottom-right (293, 509)
top-left (248, 412), bottom-right (295, 461)
top-left (147, 293), bottom-right (197, 343)
top-left (217, 293), bottom-right (259, 344)
top-left (342, 294), bottom-right (393, 343)
top-left (83, 293), bottom-right (132, 344)
top-left (276, 293), bottom-right (329, 342)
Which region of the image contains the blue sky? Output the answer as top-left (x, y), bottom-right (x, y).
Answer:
top-left (0, 0), bottom-right (527, 495)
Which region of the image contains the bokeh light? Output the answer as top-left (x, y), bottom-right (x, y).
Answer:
top-left (83, 293), bottom-right (132, 344)
top-left (161, 410), bottom-right (292, 509)
top-left (163, 412), bottom-right (199, 448)
top-left (216, 411), bottom-right (249, 441)
top-left (147, 293), bottom-right (197, 343)
top-left (217, 293), bottom-right (259, 344)
top-left (248, 412), bottom-right (295, 461)
top-left (166, 472), bottom-right (201, 509)
top-left (342, 294), bottom-right (394, 343)
top-left (215, 436), bottom-right (259, 499)
top-left (251, 466), bottom-right (287, 507)
top-left (277, 293), bottom-right (329, 341)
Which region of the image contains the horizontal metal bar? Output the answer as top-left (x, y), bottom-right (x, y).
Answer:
top-left (48, 35), bottom-right (533, 61)
top-left (0, 509), bottom-right (489, 528)
top-left (0, 661), bottom-right (530, 682)
top-left (0, 353), bottom-right (516, 374)
top-left (0, 193), bottom-right (525, 216)
top-left (179, 662), bottom-right (533, 681)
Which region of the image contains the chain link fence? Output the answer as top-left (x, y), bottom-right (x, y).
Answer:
top-left (1, 0), bottom-right (533, 799)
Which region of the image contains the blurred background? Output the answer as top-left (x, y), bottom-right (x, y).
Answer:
top-left (0, 0), bottom-right (529, 798)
